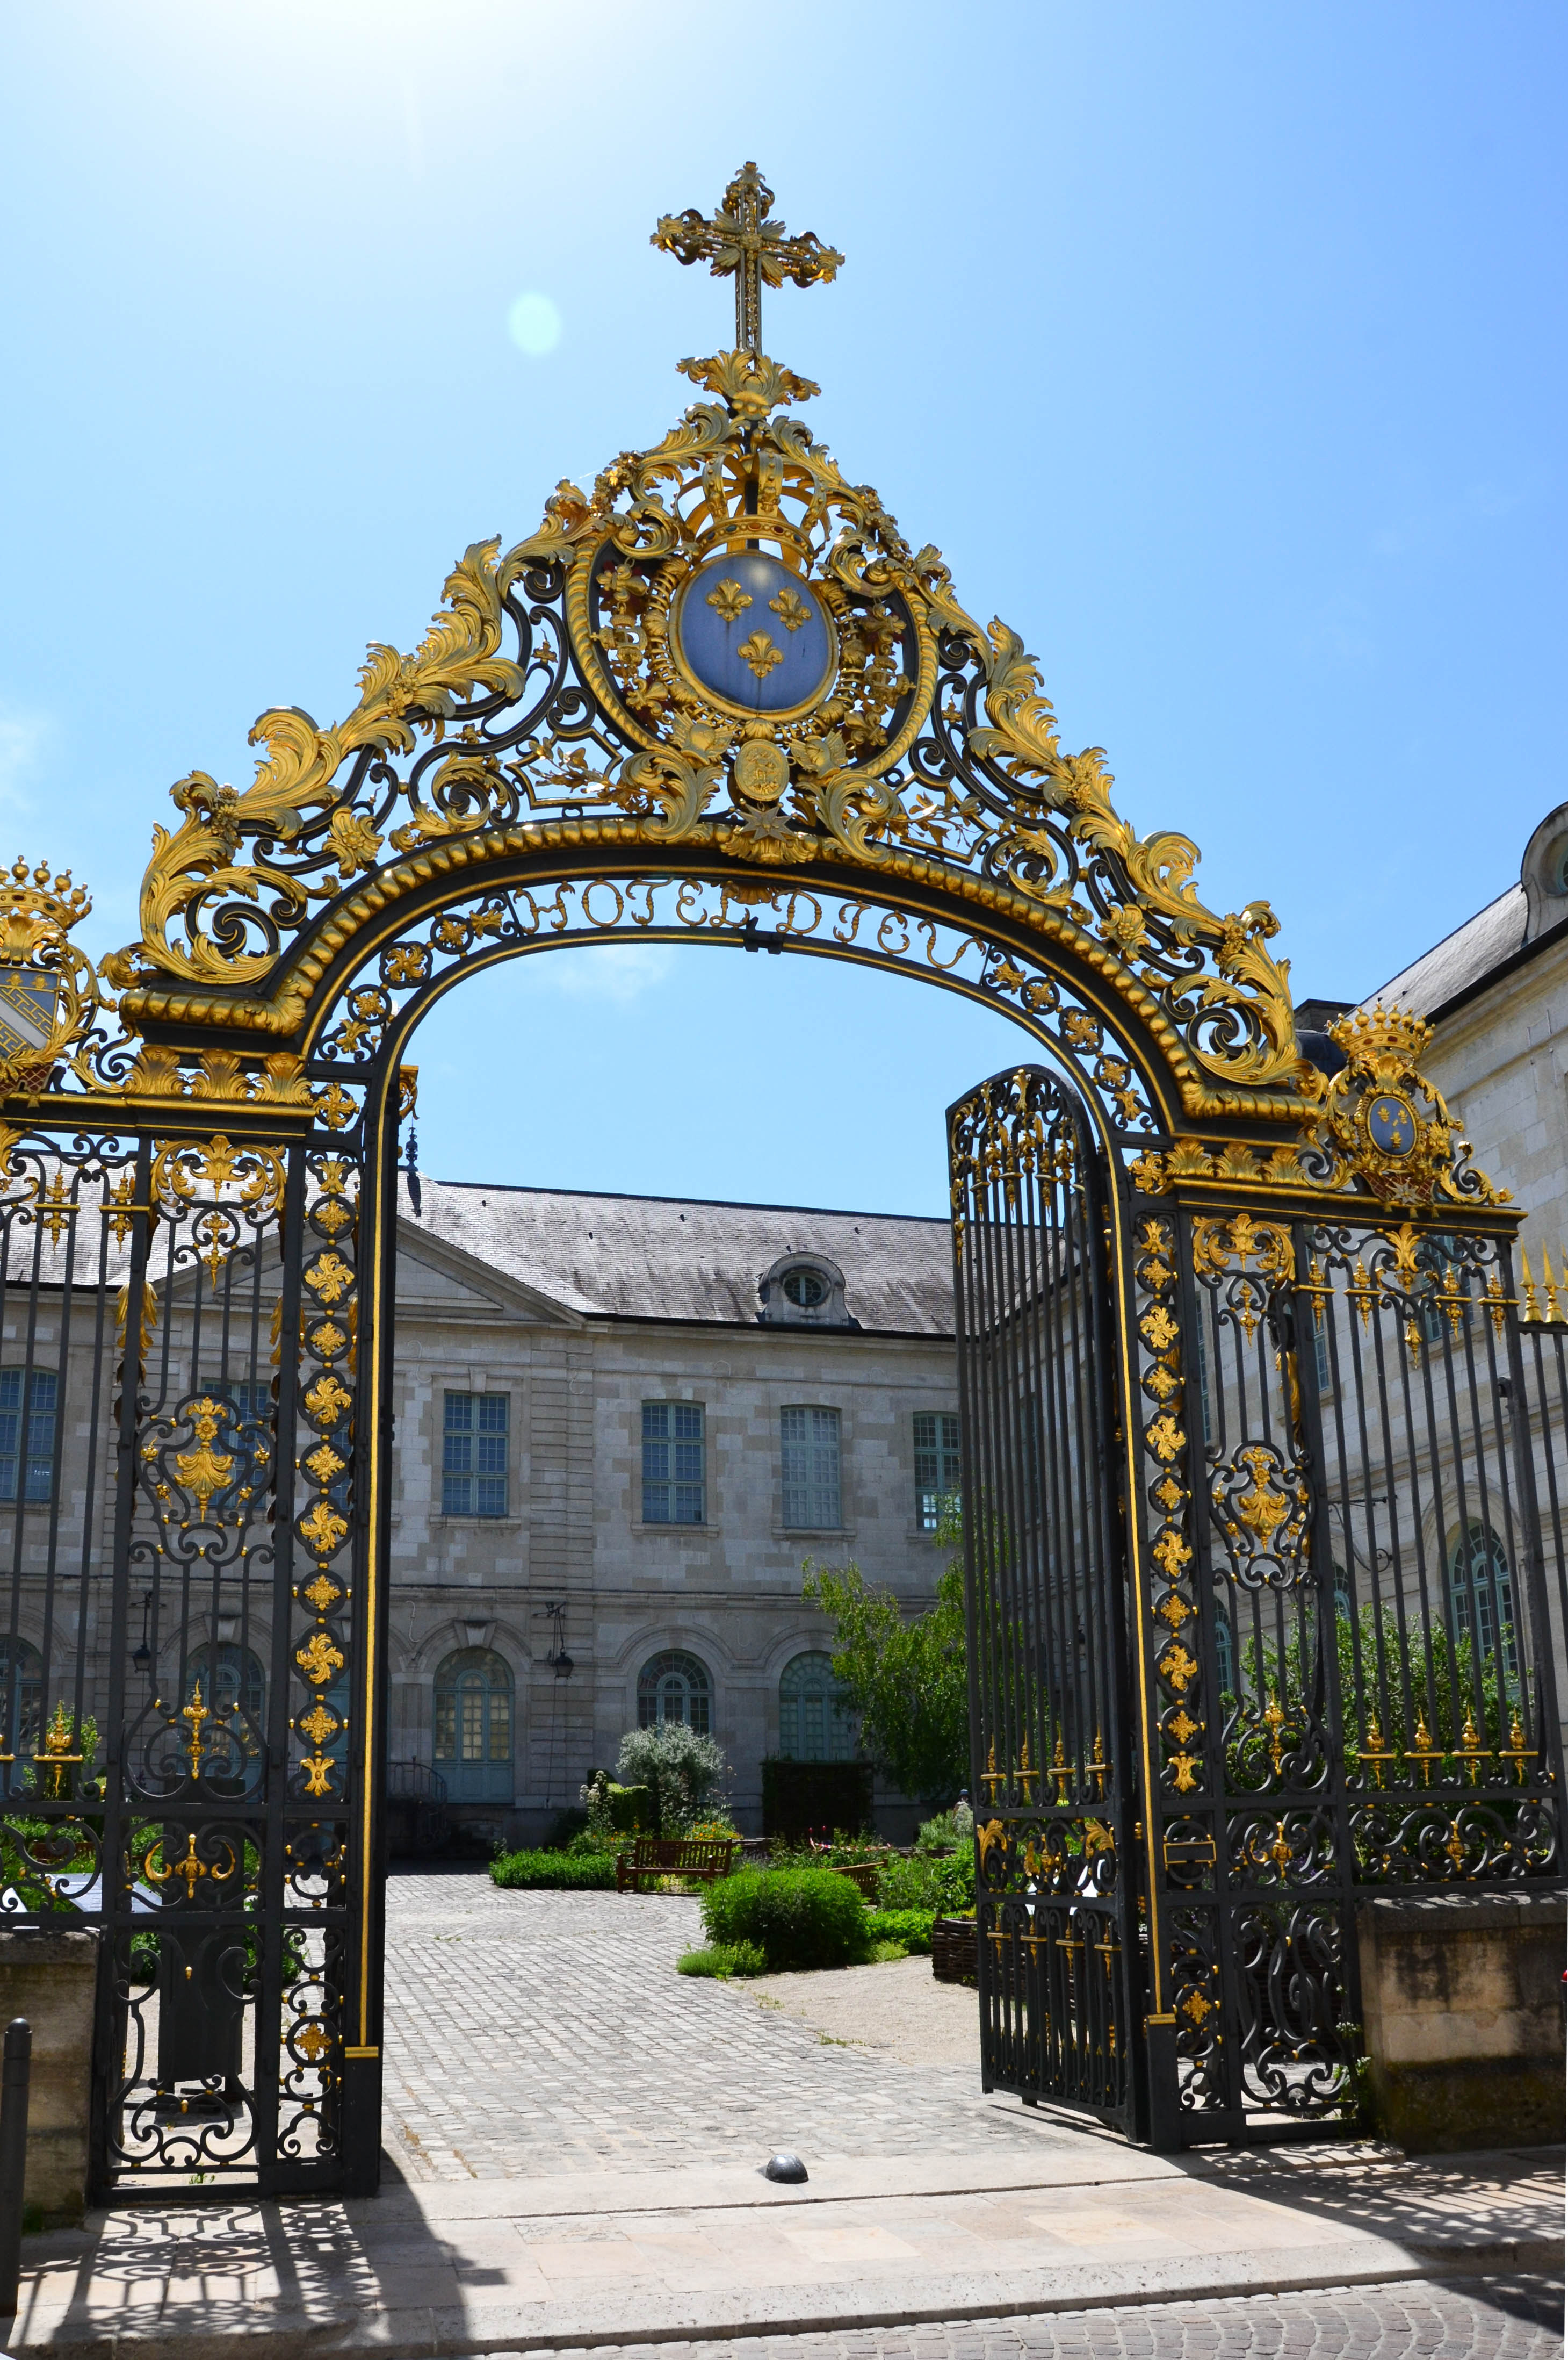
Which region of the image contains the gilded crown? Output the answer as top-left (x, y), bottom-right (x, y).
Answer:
top-left (1326, 1001), bottom-right (1432, 1067)
top-left (0, 859), bottom-right (93, 967)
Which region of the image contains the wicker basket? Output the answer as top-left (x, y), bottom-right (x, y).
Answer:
top-left (930, 1914), bottom-right (979, 1985)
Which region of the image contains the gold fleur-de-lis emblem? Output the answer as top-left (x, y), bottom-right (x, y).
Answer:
top-left (769, 586), bottom-right (811, 633)
top-left (705, 578), bottom-right (752, 623)
top-left (736, 630), bottom-right (783, 680)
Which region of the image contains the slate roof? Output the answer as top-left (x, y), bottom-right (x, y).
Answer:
top-left (397, 1175), bottom-right (956, 1335)
top-left (1367, 884), bottom-right (1527, 1020)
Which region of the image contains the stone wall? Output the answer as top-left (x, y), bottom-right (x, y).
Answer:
top-left (1356, 1886), bottom-right (1565, 2152)
top-left (0, 1929), bottom-right (96, 2226)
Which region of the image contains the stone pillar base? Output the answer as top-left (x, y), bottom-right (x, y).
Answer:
top-left (0, 1927), bottom-right (97, 2227)
top-left (1356, 1887), bottom-right (1566, 2155)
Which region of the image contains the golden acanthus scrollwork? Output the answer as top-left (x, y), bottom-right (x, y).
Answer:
top-left (100, 169), bottom-right (1303, 1098)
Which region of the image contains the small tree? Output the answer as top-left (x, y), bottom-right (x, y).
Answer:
top-left (615, 1721), bottom-right (727, 1834)
top-left (803, 1505), bottom-right (969, 1805)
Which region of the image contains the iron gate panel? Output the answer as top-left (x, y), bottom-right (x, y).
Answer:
top-left (0, 1121), bottom-right (368, 2195)
top-left (949, 1066), bottom-right (1143, 2138)
top-left (1138, 1200), bottom-right (1566, 2140)
top-left (954, 1064), bottom-right (1566, 2150)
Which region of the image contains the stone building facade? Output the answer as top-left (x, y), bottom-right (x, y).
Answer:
top-left (384, 1180), bottom-right (959, 1843)
top-left (1370, 800), bottom-right (1568, 1257)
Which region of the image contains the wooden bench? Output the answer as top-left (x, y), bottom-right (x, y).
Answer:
top-left (615, 1836), bottom-right (739, 1893)
top-left (832, 1860), bottom-right (883, 1899)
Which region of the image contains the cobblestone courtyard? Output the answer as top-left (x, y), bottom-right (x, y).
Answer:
top-left (470, 2280), bottom-right (1563, 2360)
top-left (383, 1867), bottom-right (1059, 2180)
top-left (383, 1872), bottom-right (1561, 2360)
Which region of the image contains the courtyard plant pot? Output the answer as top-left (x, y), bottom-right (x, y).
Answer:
top-left (931, 1914), bottom-right (978, 1986)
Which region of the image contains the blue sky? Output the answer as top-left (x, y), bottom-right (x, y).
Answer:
top-left (1, 3), bottom-right (1562, 1213)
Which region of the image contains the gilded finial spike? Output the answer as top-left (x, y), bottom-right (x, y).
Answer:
top-left (1543, 1249), bottom-right (1562, 1324)
top-left (1502, 1711), bottom-right (1537, 1785)
top-left (1520, 1249), bottom-right (1542, 1324)
top-left (1406, 1713), bottom-right (1440, 1786)
top-left (1359, 1710), bottom-right (1394, 1789)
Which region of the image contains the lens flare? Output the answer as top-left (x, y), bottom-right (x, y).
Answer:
top-left (507, 292), bottom-right (562, 357)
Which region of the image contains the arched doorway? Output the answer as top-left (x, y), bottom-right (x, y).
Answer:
top-left (777, 1651), bottom-right (855, 1762)
top-left (0, 166), bottom-right (1553, 2198)
top-left (432, 1647), bottom-right (515, 1803)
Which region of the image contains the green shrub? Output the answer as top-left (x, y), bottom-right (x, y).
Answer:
top-left (701, 1867), bottom-right (871, 1970)
top-left (866, 1906), bottom-right (935, 1954)
top-left (915, 1801), bottom-right (973, 1853)
top-left (565, 1825), bottom-right (621, 1857)
top-left (547, 1805), bottom-right (589, 1848)
top-left (876, 1847), bottom-right (974, 1913)
top-left (676, 1940), bottom-right (766, 1978)
top-left (608, 1782), bottom-right (654, 1832)
top-left (490, 1848), bottom-right (617, 1891)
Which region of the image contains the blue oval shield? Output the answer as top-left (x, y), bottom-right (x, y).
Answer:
top-left (676, 552), bottom-right (835, 716)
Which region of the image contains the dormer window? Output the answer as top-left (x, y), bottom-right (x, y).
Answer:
top-left (757, 1253), bottom-right (858, 1328)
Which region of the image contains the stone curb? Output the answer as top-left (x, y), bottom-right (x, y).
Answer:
top-left (4, 2234), bottom-right (1561, 2360)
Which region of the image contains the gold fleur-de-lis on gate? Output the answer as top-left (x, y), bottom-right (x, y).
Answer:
top-left (706, 578), bottom-right (752, 623)
top-left (736, 630), bottom-right (783, 681)
top-left (769, 586), bottom-right (811, 632)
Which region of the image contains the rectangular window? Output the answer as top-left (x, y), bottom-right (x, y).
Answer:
top-left (641, 1402), bottom-right (704, 1524)
top-left (1313, 1314), bottom-right (1333, 1395)
top-left (782, 1406), bottom-right (841, 1530)
top-left (913, 1411), bottom-right (961, 1532)
top-left (0, 1371), bottom-right (57, 1505)
top-left (442, 1392), bottom-right (508, 1517)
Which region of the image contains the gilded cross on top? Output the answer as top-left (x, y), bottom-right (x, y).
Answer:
top-left (652, 162), bottom-right (843, 354)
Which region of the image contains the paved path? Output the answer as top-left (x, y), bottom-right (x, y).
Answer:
top-left (384, 1868), bottom-right (1054, 2181)
top-left (457, 2278), bottom-right (1563, 2360)
top-left (6, 1869), bottom-right (1560, 2352)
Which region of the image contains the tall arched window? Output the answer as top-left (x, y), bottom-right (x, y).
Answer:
top-left (778, 1651), bottom-right (855, 1761)
top-left (432, 1647), bottom-right (514, 1802)
top-left (1448, 1521), bottom-right (1516, 1672)
top-left (637, 1650), bottom-right (711, 1733)
top-left (0, 1638), bottom-right (41, 1759)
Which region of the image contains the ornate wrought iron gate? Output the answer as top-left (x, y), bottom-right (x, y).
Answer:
top-left (1, 166), bottom-right (1560, 2193)
top-left (0, 1113), bottom-right (370, 2196)
top-left (951, 1052), bottom-right (1566, 2149)
top-left (950, 1067), bottom-right (1143, 2136)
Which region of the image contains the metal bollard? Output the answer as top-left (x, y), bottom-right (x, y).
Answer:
top-left (0, 2018), bottom-right (32, 2322)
